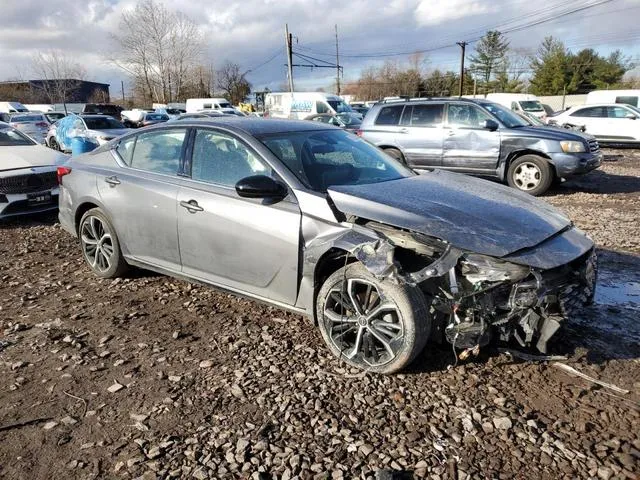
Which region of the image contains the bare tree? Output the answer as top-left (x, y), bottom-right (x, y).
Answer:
top-left (216, 61), bottom-right (251, 105)
top-left (30, 50), bottom-right (86, 112)
top-left (112, 0), bottom-right (203, 103)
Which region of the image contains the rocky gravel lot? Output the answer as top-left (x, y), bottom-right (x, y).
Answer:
top-left (0, 150), bottom-right (639, 480)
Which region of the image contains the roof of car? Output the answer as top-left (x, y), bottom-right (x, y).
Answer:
top-left (171, 117), bottom-right (336, 135)
top-left (373, 97), bottom-right (496, 107)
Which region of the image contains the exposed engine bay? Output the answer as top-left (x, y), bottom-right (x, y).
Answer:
top-left (349, 222), bottom-right (597, 356)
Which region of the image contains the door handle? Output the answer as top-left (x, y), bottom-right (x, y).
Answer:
top-left (180, 200), bottom-right (204, 213)
top-left (105, 176), bottom-right (120, 186)
top-left (398, 128), bottom-right (409, 134)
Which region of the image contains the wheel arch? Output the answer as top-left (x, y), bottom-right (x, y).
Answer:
top-left (312, 247), bottom-right (355, 324)
top-left (502, 149), bottom-right (556, 181)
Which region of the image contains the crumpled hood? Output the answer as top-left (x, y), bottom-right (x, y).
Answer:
top-left (327, 170), bottom-right (571, 258)
top-left (0, 145), bottom-right (68, 171)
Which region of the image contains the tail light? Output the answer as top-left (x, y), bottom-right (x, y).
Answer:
top-left (57, 166), bottom-right (72, 185)
top-left (355, 129), bottom-right (363, 137)
top-left (36, 122), bottom-right (49, 128)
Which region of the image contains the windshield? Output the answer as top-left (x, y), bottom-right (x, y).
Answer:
top-left (84, 117), bottom-right (126, 130)
top-left (257, 129), bottom-right (414, 192)
top-left (327, 100), bottom-right (352, 114)
top-left (45, 113), bottom-right (66, 122)
top-left (219, 102), bottom-right (232, 108)
top-left (520, 100), bottom-right (544, 112)
top-left (482, 103), bottom-right (529, 128)
top-left (519, 112), bottom-right (545, 126)
top-left (336, 113), bottom-right (362, 126)
top-left (0, 127), bottom-right (36, 146)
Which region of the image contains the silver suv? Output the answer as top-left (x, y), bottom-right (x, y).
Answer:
top-left (359, 98), bottom-right (602, 195)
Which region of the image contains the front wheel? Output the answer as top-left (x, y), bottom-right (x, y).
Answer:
top-left (48, 138), bottom-right (60, 151)
top-left (507, 154), bottom-right (553, 196)
top-left (78, 208), bottom-right (128, 278)
top-left (316, 263), bottom-right (430, 374)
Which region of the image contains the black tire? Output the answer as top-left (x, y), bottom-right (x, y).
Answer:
top-left (506, 154), bottom-right (553, 196)
top-left (383, 147), bottom-right (407, 165)
top-left (78, 208), bottom-right (128, 278)
top-left (316, 263), bottom-right (430, 374)
top-left (49, 138), bottom-right (60, 151)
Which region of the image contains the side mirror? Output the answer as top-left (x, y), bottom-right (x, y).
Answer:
top-left (235, 175), bottom-right (288, 199)
top-left (483, 119), bottom-right (499, 131)
top-left (625, 113), bottom-right (637, 120)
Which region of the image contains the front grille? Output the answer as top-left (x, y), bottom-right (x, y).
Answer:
top-left (0, 171), bottom-right (58, 194)
top-left (588, 139), bottom-right (600, 153)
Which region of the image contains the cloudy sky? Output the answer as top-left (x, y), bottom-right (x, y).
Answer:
top-left (1, 0), bottom-right (639, 95)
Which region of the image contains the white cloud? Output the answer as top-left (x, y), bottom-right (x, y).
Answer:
top-left (414, 0), bottom-right (494, 26)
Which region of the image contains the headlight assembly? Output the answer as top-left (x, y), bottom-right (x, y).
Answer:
top-left (460, 254), bottom-right (530, 283)
top-left (560, 140), bottom-right (586, 153)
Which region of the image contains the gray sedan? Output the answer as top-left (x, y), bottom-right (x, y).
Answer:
top-left (58, 118), bottom-right (596, 373)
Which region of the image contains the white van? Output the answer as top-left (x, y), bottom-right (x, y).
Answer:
top-left (24, 104), bottom-right (55, 112)
top-left (0, 101), bottom-right (29, 114)
top-left (265, 92), bottom-right (352, 119)
top-left (485, 93), bottom-right (546, 118)
top-left (586, 90), bottom-right (640, 108)
top-left (185, 98), bottom-right (234, 113)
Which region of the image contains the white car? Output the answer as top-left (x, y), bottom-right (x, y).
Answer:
top-left (0, 123), bottom-right (68, 219)
top-left (548, 103), bottom-right (640, 145)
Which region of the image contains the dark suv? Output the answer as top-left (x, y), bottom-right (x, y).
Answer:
top-left (359, 98), bottom-right (602, 195)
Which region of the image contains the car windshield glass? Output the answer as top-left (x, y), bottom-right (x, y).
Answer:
top-left (327, 100), bottom-right (352, 113)
top-left (45, 113), bottom-right (66, 122)
top-left (219, 102), bottom-right (232, 108)
top-left (83, 117), bottom-right (126, 130)
top-left (520, 112), bottom-right (544, 125)
top-left (520, 101), bottom-right (544, 112)
top-left (0, 127), bottom-right (36, 146)
top-left (482, 103), bottom-right (529, 128)
top-left (628, 105), bottom-right (640, 116)
top-left (145, 114), bottom-right (169, 121)
top-left (10, 115), bottom-right (44, 122)
top-left (257, 129), bottom-right (414, 193)
top-left (336, 113), bottom-right (362, 126)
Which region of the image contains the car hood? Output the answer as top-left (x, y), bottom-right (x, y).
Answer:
top-left (0, 145), bottom-right (68, 171)
top-left (327, 170), bottom-right (571, 258)
top-left (88, 128), bottom-right (130, 138)
top-left (504, 125), bottom-right (592, 142)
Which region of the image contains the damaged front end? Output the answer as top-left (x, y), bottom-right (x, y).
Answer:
top-left (349, 223), bottom-right (597, 355)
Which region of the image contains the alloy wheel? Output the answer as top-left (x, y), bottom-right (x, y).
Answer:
top-left (513, 162), bottom-right (542, 191)
top-left (322, 278), bottom-right (404, 368)
top-left (80, 215), bottom-right (115, 273)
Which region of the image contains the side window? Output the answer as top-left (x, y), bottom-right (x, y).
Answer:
top-left (615, 96), bottom-right (638, 107)
top-left (203, 103), bottom-right (212, 109)
top-left (116, 137), bottom-right (136, 165)
top-left (511, 102), bottom-right (519, 110)
top-left (316, 101), bottom-right (329, 114)
top-left (447, 104), bottom-right (493, 128)
top-left (191, 130), bottom-right (273, 187)
top-left (607, 106), bottom-right (631, 118)
top-left (130, 129), bottom-right (186, 175)
top-left (374, 105), bottom-right (404, 126)
top-left (571, 107), bottom-right (605, 118)
top-left (409, 104), bottom-right (444, 127)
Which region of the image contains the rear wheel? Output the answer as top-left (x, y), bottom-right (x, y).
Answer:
top-left (79, 208), bottom-right (128, 278)
top-left (49, 138), bottom-right (60, 151)
top-left (316, 263), bottom-right (430, 374)
top-left (383, 147), bottom-right (407, 165)
top-left (507, 154), bottom-right (553, 196)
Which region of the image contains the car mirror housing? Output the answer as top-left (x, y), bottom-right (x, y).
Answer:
top-left (235, 175), bottom-right (288, 199)
top-left (625, 113), bottom-right (637, 120)
top-left (483, 119), bottom-right (499, 131)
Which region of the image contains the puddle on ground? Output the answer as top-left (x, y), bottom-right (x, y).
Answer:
top-left (595, 281), bottom-right (640, 311)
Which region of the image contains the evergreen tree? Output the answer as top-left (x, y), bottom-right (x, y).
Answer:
top-left (469, 31), bottom-right (510, 85)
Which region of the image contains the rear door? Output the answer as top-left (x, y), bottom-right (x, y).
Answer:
top-left (394, 103), bottom-right (444, 168)
top-left (177, 128), bottom-right (301, 305)
top-left (442, 103), bottom-right (500, 173)
top-left (97, 128), bottom-right (188, 271)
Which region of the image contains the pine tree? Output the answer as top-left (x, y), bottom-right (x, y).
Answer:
top-left (469, 31), bottom-right (510, 85)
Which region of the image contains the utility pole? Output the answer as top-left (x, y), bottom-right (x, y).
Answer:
top-left (285, 24), bottom-right (294, 93)
top-left (456, 41), bottom-right (467, 97)
top-left (121, 80), bottom-right (125, 103)
top-left (335, 24), bottom-right (340, 96)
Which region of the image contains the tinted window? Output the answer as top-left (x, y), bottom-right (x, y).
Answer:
top-left (406, 104), bottom-right (443, 127)
top-left (10, 114), bottom-right (46, 122)
top-left (116, 137), bottom-right (136, 165)
top-left (571, 107), bottom-right (606, 118)
top-left (191, 130), bottom-right (272, 187)
top-left (84, 117), bottom-right (125, 129)
top-left (375, 105), bottom-right (404, 125)
top-left (447, 104), bottom-right (493, 128)
top-left (130, 129), bottom-right (185, 175)
top-left (607, 106), bottom-right (632, 118)
top-left (145, 114), bottom-right (169, 121)
top-left (0, 127), bottom-right (36, 146)
top-left (258, 129), bottom-right (414, 193)
top-left (615, 96), bottom-right (638, 107)
top-left (316, 102), bottom-right (330, 114)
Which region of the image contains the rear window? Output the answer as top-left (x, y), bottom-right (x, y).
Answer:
top-left (375, 105), bottom-right (404, 126)
top-left (0, 127), bottom-right (36, 146)
top-left (10, 115), bottom-right (45, 122)
top-left (615, 96), bottom-right (638, 107)
top-left (145, 114), bottom-right (169, 121)
top-left (84, 117), bottom-right (126, 129)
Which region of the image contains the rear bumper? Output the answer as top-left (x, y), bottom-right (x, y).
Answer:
top-left (549, 151), bottom-right (602, 177)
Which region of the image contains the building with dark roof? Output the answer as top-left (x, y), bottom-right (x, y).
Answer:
top-left (0, 79), bottom-right (110, 104)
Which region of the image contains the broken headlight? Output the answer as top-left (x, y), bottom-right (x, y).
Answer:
top-left (460, 254), bottom-right (530, 284)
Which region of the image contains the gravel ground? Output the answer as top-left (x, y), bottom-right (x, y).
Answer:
top-left (0, 150), bottom-right (639, 480)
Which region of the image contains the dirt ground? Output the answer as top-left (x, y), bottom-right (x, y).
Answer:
top-left (0, 150), bottom-right (639, 480)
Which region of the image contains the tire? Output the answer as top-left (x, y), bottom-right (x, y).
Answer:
top-left (506, 154), bottom-right (553, 196)
top-left (78, 208), bottom-right (128, 278)
top-left (316, 263), bottom-right (430, 374)
top-left (49, 138), bottom-right (60, 151)
top-left (383, 147), bottom-right (407, 165)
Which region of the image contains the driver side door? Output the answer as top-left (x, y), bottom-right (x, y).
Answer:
top-left (177, 128), bottom-right (301, 305)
